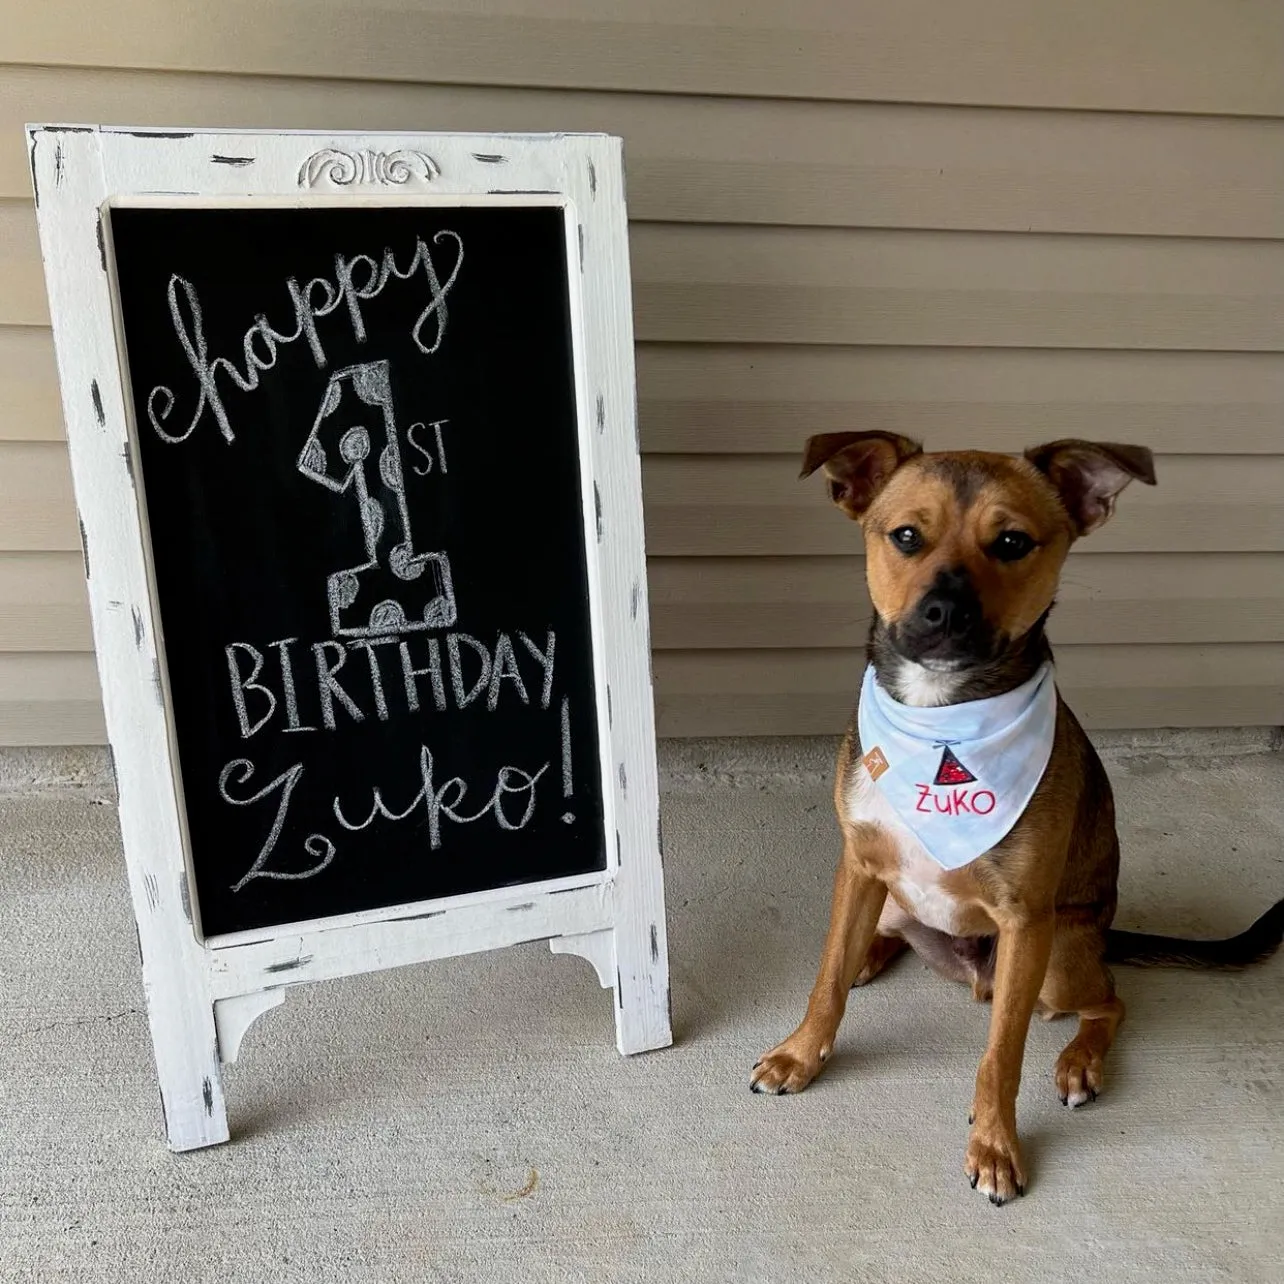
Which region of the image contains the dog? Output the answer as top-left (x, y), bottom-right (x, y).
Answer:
top-left (749, 432), bottom-right (1284, 1204)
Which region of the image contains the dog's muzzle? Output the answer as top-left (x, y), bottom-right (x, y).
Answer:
top-left (894, 568), bottom-right (994, 665)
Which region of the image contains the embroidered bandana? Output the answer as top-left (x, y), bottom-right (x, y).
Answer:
top-left (856, 662), bottom-right (1057, 870)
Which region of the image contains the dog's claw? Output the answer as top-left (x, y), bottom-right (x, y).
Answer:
top-left (969, 1172), bottom-right (979, 1189)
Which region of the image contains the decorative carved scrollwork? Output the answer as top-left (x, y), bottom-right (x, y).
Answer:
top-left (298, 148), bottom-right (441, 188)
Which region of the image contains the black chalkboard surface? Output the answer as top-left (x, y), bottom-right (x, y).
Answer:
top-left (109, 204), bottom-right (607, 937)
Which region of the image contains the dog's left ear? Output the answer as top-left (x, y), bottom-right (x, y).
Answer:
top-left (1024, 439), bottom-right (1156, 536)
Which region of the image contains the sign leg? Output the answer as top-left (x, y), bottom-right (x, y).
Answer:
top-left (609, 903), bottom-right (673, 1057)
top-left (133, 923), bottom-right (230, 1151)
top-left (146, 994), bottom-right (230, 1152)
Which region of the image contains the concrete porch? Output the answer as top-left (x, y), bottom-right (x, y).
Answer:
top-left (2, 734), bottom-right (1281, 1283)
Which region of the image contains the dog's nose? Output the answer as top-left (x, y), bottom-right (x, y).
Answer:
top-left (917, 574), bottom-right (979, 637)
top-left (920, 595), bottom-right (973, 632)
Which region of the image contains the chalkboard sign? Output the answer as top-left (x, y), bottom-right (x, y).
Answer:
top-left (110, 203), bottom-right (607, 937)
top-left (31, 127), bottom-right (670, 1152)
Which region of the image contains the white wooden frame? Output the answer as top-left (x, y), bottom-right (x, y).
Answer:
top-left (28, 125), bottom-right (671, 1151)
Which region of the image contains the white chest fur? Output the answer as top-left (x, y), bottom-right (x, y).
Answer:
top-left (843, 763), bottom-right (964, 935)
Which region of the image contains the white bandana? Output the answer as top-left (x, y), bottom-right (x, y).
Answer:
top-left (856, 662), bottom-right (1057, 870)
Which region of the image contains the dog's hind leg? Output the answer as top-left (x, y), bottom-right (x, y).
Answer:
top-left (1039, 922), bottom-right (1125, 1108)
top-left (851, 932), bottom-right (909, 987)
top-left (851, 900), bottom-right (911, 987)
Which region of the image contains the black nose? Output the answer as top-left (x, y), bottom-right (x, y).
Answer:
top-left (916, 572), bottom-right (979, 637)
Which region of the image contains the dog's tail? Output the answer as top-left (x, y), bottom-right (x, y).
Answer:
top-left (1105, 896), bottom-right (1284, 969)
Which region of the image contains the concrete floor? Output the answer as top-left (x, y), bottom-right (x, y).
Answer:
top-left (2, 738), bottom-right (1282, 1283)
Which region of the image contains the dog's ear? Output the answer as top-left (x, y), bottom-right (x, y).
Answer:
top-left (1024, 439), bottom-right (1156, 536)
top-left (800, 432), bottom-right (923, 520)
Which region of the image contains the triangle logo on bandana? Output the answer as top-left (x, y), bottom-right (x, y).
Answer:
top-left (933, 745), bottom-right (977, 786)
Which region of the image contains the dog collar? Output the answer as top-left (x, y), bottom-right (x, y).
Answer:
top-left (856, 661), bottom-right (1057, 870)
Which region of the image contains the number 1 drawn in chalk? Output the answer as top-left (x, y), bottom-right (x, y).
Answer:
top-left (298, 360), bottom-right (456, 638)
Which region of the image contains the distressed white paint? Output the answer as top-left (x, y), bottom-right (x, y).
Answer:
top-left (843, 763), bottom-right (964, 935)
top-left (28, 125), bottom-right (671, 1150)
top-left (213, 989), bottom-right (285, 1064)
top-left (549, 927), bottom-right (616, 988)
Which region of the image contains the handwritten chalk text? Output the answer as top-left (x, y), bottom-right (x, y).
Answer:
top-left (225, 629), bottom-right (556, 737)
top-left (148, 231), bottom-right (464, 445)
top-left (221, 745), bottom-right (551, 890)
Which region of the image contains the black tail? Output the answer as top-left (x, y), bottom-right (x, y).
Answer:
top-left (1105, 897), bottom-right (1284, 969)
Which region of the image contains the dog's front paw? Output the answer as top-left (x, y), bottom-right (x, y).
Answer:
top-left (964, 1123), bottom-right (1027, 1205)
top-left (750, 1030), bottom-right (831, 1095)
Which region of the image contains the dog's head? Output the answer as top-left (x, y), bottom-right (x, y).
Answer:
top-left (800, 432), bottom-right (1156, 671)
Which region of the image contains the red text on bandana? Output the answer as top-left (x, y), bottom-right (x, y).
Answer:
top-left (914, 784), bottom-right (997, 816)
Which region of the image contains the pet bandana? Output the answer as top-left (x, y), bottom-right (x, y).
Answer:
top-left (856, 662), bottom-right (1057, 870)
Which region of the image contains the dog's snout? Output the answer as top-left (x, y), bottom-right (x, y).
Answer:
top-left (920, 595), bottom-right (971, 632)
top-left (917, 571), bottom-right (978, 637)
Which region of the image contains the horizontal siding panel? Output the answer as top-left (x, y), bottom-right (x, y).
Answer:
top-left (7, 207), bottom-right (1283, 348)
top-left (6, 2), bottom-right (1282, 115)
top-left (0, 554), bottom-right (91, 650)
top-left (648, 555), bottom-right (1284, 648)
top-left (7, 66), bottom-right (1284, 236)
top-left (642, 455), bottom-right (1284, 556)
top-left (6, 443), bottom-right (1282, 556)
top-left (8, 444), bottom-right (1282, 557)
top-left (631, 225), bottom-right (1284, 351)
top-left (0, 653), bottom-right (104, 745)
top-left (5, 643), bottom-right (1278, 746)
top-left (654, 644), bottom-right (1284, 734)
top-left (637, 347), bottom-right (1284, 455)
top-left (3, 550), bottom-right (1277, 657)
top-left (0, 202), bottom-right (46, 329)
top-left (0, 444), bottom-right (80, 551)
top-left (10, 329), bottom-right (1284, 453)
top-left (0, 328), bottom-right (63, 441)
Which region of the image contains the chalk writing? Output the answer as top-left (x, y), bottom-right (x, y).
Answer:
top-left (224, 746), bottom-right (552, 888)
top-left (407, 419), bottom-right (449, 476)
top-left (222, 625), bottom-right (564, 888)
top-left (147, 231), bottom-right (463, 445)
top-left (225, 630), bottom-right (557, 737)
top-left (298, 360), bottom-right (456, 637)
top-left (333, 746), bottom-right (549, 849)
top-left (219, 759), bottom-right (336, 892)
top-left (560, 694), bottom-right (575, 824)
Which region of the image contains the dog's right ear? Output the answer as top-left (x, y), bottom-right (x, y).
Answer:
top-left (800, 432), bottom-right (923, 520)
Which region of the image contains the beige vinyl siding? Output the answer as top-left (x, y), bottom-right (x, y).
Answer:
top-left (2, 3), bottom-right (1283, 742)
top-left (654, 646), bottom-right (1284, 736)
top-left (6, 67), bottom-right (1284, 236)
top-left (7, 1), bottom-right (1283, 115)
top-left (648, 556), bottom-right (1284, 650)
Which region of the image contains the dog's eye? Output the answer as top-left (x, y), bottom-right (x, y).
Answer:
top-left (889, 526), bottom-right (923, 554)
top-left (991, 530), bottom-right (1036, 562)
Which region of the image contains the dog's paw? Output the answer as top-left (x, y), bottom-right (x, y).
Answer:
top-left (964, 1125), bottom-right (1027, 1206)
top-left (750, 1032), bottom-right (830, 1095)
top-left (1055, 1039), bottom-right (1104, 1109)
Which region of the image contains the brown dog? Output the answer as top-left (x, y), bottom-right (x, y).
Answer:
top-left (750, 433), bottom-right (1284, 1204)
